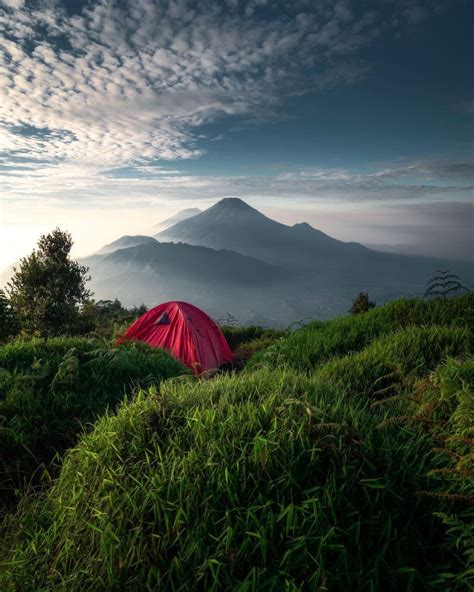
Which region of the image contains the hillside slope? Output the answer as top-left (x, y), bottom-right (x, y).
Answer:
top-left (82, 240), bottom-right (293, 325)
top-left (2, 295), bottom-right (472, 591)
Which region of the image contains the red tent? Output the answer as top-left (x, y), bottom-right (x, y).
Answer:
top-left (116, 301), bottom-right (233, 374)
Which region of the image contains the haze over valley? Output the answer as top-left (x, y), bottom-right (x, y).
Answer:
top-left (80, 197), bottom-right (473, 325)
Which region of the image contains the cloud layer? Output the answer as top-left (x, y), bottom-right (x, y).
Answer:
top-left (0, 0), bottom-right (447, 173)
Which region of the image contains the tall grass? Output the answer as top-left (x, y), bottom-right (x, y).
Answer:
top-left (0, 338), bottom-right (186, 508)
top-left (248, 294), bottom-right (473, 372)
top-left (2, 320), bottom-right (471, 590)
top-left (377, 357), bottom-right (474, 590)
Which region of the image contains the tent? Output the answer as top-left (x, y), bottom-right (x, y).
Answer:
top-left (116, 301), bottom-right (233, 374)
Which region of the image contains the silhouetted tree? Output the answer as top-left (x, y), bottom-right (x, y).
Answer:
top-left (7, 228), bottom-right (91, 336)
top-left (424, 270), bottom-right (468, 298)
top-left (349, 292), bottom-right (376, 315)
top-left (0, 288), bottom-right (19, 341)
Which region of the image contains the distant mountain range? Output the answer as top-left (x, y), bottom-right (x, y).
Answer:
top-left (79, 198), bottom-right (473, 325)
top-left (153, 208), bottom-right (202, 231)
top-left (82, 239), bottom-right (292, 325)
top-left (96, 235), bottom-right (158, 255)
top-left (2, 198), bottom-right (472, 325)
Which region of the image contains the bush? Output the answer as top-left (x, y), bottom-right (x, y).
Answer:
top-left (0, 289), bottom-right (19, 342)
top-left (348, 291), bottom-right (376, 315)
top-left (7, 229), bottom-right (91, 336)
top-left (0, 338), bottom-right (187, 507)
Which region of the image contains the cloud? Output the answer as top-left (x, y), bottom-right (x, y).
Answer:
top-left (1, 0), bottom-right (25, 9)
top-left (1, 155), bottom-right (472, 209)
top-left (0, 0), bottom-right (444, 176)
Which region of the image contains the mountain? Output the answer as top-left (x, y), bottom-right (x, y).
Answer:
top-left (81, 240), bottom-right (296, 325)
top-left (156, 198), bottom-right (368, 269)
top-left (96, 235), bottom-right (158, 255)
top-left (4, 199), bottom-right (471, 325)
top-left (153, 208), bottom-right (202, 231)
top-left (156, 197), bottom-right (473, 308)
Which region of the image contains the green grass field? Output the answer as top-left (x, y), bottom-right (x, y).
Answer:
top-left (1, 295), bottom-right (473, 590)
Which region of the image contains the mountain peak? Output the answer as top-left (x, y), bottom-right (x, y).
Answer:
top-left (211, 197), bottom-right (255, 212)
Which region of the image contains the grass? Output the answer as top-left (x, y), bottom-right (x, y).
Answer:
top-left (1, 295), bottom-right (473, 591)
top-left (247, 293), bottom-right (473, 372)
top-left (0, 338), bottom-right (186, 509)
top-left (378, 356), bottom-right (474, 590)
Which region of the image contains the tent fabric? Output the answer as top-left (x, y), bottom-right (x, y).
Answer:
top-left (116, 301), bottom-right (233, 374)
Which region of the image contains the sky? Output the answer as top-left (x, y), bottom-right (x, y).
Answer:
top-left (0, 0), bottom-right (473, 270)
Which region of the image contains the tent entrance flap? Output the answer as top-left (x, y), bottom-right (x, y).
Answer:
top-left (155, 312), bottom-right (171, 325)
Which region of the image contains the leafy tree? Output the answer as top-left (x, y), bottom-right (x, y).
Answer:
top-left (0, 288), bottom-right (19, 341)
top-left (76, 299), bottom-right (148, 337)
top-left (349, 292), bottom-right (376, 315)
top-left (131, 303), bottom-right (148, 317)
top-left (424, 270), bottom-right (468, 299)
top-left (7, 228), bottom-right (91, 336)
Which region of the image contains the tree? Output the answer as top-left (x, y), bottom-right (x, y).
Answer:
top-left (423, 270), bottom-right (468, 299)
top-left (7, 228), bottom-right (91, 336)
top-left (76, 299), bottom-right (149, 337)
top-left (349, 292), bottom-right (376, 315)
top-left (0, 288), bottom-right (19, 341)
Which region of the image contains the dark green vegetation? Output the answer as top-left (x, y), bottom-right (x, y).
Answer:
top-left (1, 229), bottom-right (147, 341)
top-left (348, 291), bottom-right (376, 315)
top-left (248, 294), bottom-right (473, 372)
top-left (7, 228), bottom-right (91, 336)
top-left (220, 325), bottom-right (286, 368)
top-left (0, 338), bottom-right (186, 509)
top-left (0, 289), bottom-right (18, 341)
top-left (1, 294), bottom-right (473, 591)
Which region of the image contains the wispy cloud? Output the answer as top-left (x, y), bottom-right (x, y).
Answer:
top-left (2, 156), bottom-right (472, 208)
top-left (0, 0), bottom-right (445, 177)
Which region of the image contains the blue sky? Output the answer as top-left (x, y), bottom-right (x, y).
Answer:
top-left (0, 0), bottom-right (473, 266)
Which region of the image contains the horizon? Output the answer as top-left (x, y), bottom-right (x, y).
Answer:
top-left (1, 0), bottom-right (473, 270)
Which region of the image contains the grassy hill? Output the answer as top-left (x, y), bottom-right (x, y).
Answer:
top-left (1, 294), bottom-right (473, 590)
top-left (0, 339), bottom-right (186, 509)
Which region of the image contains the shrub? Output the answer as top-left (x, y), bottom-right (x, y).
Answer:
top-left (0, 338), bottom-right (186, 507)
top-left (7, 229), bottom-right (91, 336)
top-left (0, 289), bottom-right (19, 342)
top-left (348, 291), bottom-right (376, 315)
top-left (219, 325), bottom-right (285, 351)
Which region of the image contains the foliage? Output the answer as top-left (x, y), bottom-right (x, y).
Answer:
top-left (349, 291), bottom-right (376, 315)
top-left (220, 324), bottom-right (285, 351)
top-left (0, 338), bottom-right (186, 508)
top-left (1, 294), bottom-right (472, 590)
top-left (0, 289), bottom-right (19, 342)
top-left (76, 299), bottom-right (148, 338)
top-left (6, 229), bottom-right (91, 336)
top-left (377, 357), bottom-right (474, 590)
top-left (248, 293), bottom-right (473, 372)
top-left (424, 270), bottom-right (468, 299)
